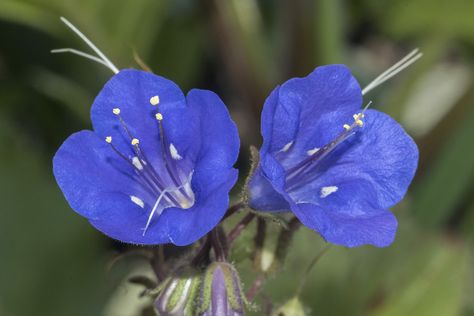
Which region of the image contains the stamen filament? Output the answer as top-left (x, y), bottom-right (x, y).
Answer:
top-left (143, 189), bottom-right (168, 236)
top-left (156, 117), bottom-right (193, 200)
top-left (285, 113), bottom-right (364, 190)
top-left (106, 140), bottom-right (161, 197)
top-left (112, 110), bottom-right (175, 196)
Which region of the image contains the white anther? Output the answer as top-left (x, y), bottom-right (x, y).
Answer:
top-left (306, 147), bottom-right (320, 156)
top-left (155, 113), bottom-right (163, 121)
top-left (169, 143), bottom-right (183, 160)
top-left (113, 108), bottom-right (121, 115)
top-left (130, 195), bottom-right (145, 208)
top-left (280, 141), bottom-right (294, 152)
top-left (105, 136), bottom-right (112, 143)
top-left (320, 186), bottom-right (338, 198)
top-left (353, 113), bottom-right (364, 127)
top-left (132, 157), bottom-right (144, 170)
top-left (150, 95), bottom-right (160, 106)
top-left (343, 124), bottom-right (351, 131)
top-left (131, 138), bottom-right (140, 146)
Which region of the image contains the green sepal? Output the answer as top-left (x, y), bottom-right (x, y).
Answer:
top-left (153, 268), bottom-right (201, 316)
top-left (241, 145), bottom-right (260, 207)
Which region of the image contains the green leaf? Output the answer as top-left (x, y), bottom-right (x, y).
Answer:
top-left (0, 123), bottom-right (113, 316)
top-left (412, 98), bottom-right (474, 227)
top-left (369, 241), bottom-right (468, 316)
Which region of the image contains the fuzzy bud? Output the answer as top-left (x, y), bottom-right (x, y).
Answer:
top-left (198, 262), bottom-right (246, 316)
top-left (154, 269), bottom-right (201, 316)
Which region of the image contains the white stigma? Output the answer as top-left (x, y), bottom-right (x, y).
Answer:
top-left (150, 95), bottom-right (160, 106)
top-left (320, 186), bottom-right (338, 198)
top-left (52, 17), bottom-right (119, 74)
top-left (130, 195), bottom-right (145, 208)
top-left (280, 141), bottom-right (294, 152)
top-left (362, 48), bottom-right (423, 95)
top-left (306, 147), bottom-right (320, 156)
top-left (132, 157), bottom-right (144, 170)
top-left (169, 143), bottom-right (182, 160)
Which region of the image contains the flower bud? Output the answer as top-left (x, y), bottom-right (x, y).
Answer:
top-left (198, 262), bottom-right (245, 316)
top-left (154, 269), bottom-right (201, 316)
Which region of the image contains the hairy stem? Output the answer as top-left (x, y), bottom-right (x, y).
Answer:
top-left (227, 212), bottom-right (256, 245)
top-left (246, 273), bottom-right (265, 301)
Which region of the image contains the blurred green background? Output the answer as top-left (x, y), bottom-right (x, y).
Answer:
top-left (0, 0), bottom-right (473, 315)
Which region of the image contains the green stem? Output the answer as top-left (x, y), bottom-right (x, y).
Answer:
top-left (227, 212), bottom-right (256, 245)
top-left (295, 245), bottom-right (332, 295)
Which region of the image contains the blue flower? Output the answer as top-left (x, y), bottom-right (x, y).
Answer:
top-left (53, 69), bottom-right (239, 246)
top-left (248, 65), bottom-right (418, 247)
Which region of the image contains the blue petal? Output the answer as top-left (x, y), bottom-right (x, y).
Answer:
top-left (88, 193), bottom-right (170, 244)
top-left (53, 130), bottom-right (149, 220)
top-left (293, 109), bottom-right (418, 209)
top-left (90, 69), bottom-right (188, 164)
top-left (261, 65), bottom-right (362, 162)
top-left (156, 89), bottom-right (240, 246)
top-left (293, 203), bottom-right (397, 247)
top-left (185, 89), bottom-right (240, 185)
top-left (87, 170), bottom-right (237, 245)
top-left (161, 169), bottom-right (238, 246)
top-left (248, 166), bottom-right (290, 212)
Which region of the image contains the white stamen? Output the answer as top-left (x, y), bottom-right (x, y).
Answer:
top-left (306, 147), bottom-right (320, 156)
top-left (320, 186), bottom-right (338, 198)
top-left (130, 195), bottom-right (145, 208)
top-left (132, 157), bottom-right (144, 170)
top-left (280, 141), bottom-right (293, 152)
top-left (143, 190), bottom-right (168, 235)
top-left (169, 143), bottom-right (183, 160)
top-left (52, 17), bottom-right (119, 74)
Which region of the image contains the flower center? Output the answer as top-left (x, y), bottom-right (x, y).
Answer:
top-left (283, 112), bottom-right (366, 192)
top-left (105, 95), bottom-right (195, 235)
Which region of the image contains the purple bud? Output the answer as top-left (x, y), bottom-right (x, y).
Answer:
top-left (198, 262), bottom-right (245, 316)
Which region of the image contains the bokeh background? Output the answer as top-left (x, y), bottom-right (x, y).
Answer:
top-left (0, 0), bottom-right (473, 315)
